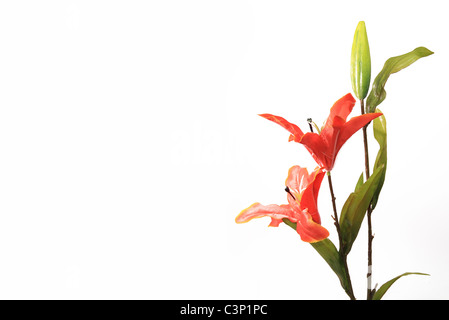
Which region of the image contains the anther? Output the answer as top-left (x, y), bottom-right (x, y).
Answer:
top-left (307, 118), bottom-right (314, 133)
top-left (285, 186), bottom-right (296, 200)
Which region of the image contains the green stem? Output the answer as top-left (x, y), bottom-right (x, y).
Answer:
top-left (361, 99), bottom-right (374, 300)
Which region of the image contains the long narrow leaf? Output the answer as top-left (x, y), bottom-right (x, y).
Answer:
top-left (373, 272), bottom-right (430, 300)
top-left (282, 219), bottom-right (352, 297)
top-left (354, 172), bottom-right (364, 192)
top-left (371, 109), bottom-right (387, 209)
top-left (366, 47), bottom-right (433, 113)
top-left (339, 165), bottom-right (384, 256)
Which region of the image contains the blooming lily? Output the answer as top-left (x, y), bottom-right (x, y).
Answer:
top-left (235, 166), bottom-right (329, 243)
top-left (259, 93), bottom-right (382, 171)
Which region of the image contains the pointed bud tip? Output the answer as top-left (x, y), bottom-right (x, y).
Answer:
top-left (351, 20), bottom-right (371, 100)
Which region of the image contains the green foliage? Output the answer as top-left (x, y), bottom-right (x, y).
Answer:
top-left (371, 110), bottom-right (387, 209)
top-left (366, 47), bottom-right (433, 113)
top-left (283, 220), bottom-right (353, 298)
top-left (373, 272), bottom-right (430, 300)
top-left (339, 166), bottom-right (384, 256)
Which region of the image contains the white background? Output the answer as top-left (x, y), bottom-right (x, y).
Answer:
top-left (0, 1), bottom-right (447, 300)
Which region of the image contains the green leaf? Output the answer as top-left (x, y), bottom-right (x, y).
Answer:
top-left (371, 109), bottom-right (387, 209)
top-left (311, 239), bottom-right (354, 297)
top-left (354, 172), bottom-right (364, 192)
top-left (373, 272), bottom-right (430, 300)
top-left (350, 21), bottom-right (371, 100)
top-left (282, 219), bottom-right (352, 298)
top-left (339, 165), bottom-right (384, 256)
top-left (366, 47), bottom-right (433, 113)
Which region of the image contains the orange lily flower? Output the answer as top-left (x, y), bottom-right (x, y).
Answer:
top-left (259, 93), bottom-right (382, 171)
top-left (235, 166), bottom-right (329, 243)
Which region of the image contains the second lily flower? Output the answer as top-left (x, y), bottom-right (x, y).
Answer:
top-left (236, 166), bottom-right (328, 243)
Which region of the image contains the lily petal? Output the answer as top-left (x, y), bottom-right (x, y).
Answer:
top-left (296, 209), bottom-right (330, 243)
top-left (319, 94), bottom-right (356, 154)
top-left (235, 203), bottom-right (296, 226)
top-left (285, 166), bottom-right (311, 199)
top-left (299, 168), bottom-right (325, 224)
top-left (259, 114), bottom-right (304, 142)
top-left (327, 93), bottom-right (356, 123)
top-left (336, 112), bottom-right (383, 155)
top-left (285, 165), bottom-right (325, 225)
top-left (299, 133), bottom-right (331, 170)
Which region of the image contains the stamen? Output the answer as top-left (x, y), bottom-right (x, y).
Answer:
top-left (285, 186), bottom-right (296, 200)
top-left (307, 118), bottom-right (322, 134)
top-left (307, 118), bottom-right (314, 133)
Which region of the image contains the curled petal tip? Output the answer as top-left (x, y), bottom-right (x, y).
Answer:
top-left (258, 113), bottom-right (304, 142)
top-left (235, 203), bottom-right (260, 224)
top-left (343, 92), bottom-right (356, 102)
top-left (235, 202), bottom-right (295, 225)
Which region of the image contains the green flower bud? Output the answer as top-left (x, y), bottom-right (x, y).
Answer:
top-left (350, 21), bottom-right (371, 100)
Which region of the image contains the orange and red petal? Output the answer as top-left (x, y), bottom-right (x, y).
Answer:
top-left (259, 114), bottom-right (304, 143)
top-left (285, 165), bottom-right (311, 198)
top-left (269, 218), bottom-right (283, 227)
top-left (318, 94), bottom-right (356, 162)
top-left (299, 132), bottom-right (332, 170)
top-left (320, 115), bottom-right (346, 148)
top-left (296, 209), bottom-right (330, 243)
top-left (299, 168), bottom-right (326, 224)
top-left (336, 112), bottom-right (383, 154)
top-left (327, 93), bottom-right (356, 123)
top-left (235, 203), bottom-right (295, 226)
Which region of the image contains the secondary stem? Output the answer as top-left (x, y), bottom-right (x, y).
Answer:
top-left (327, 172), bottom-right (356, 300)
top-left (361, 99), bottom-right (374, 300)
